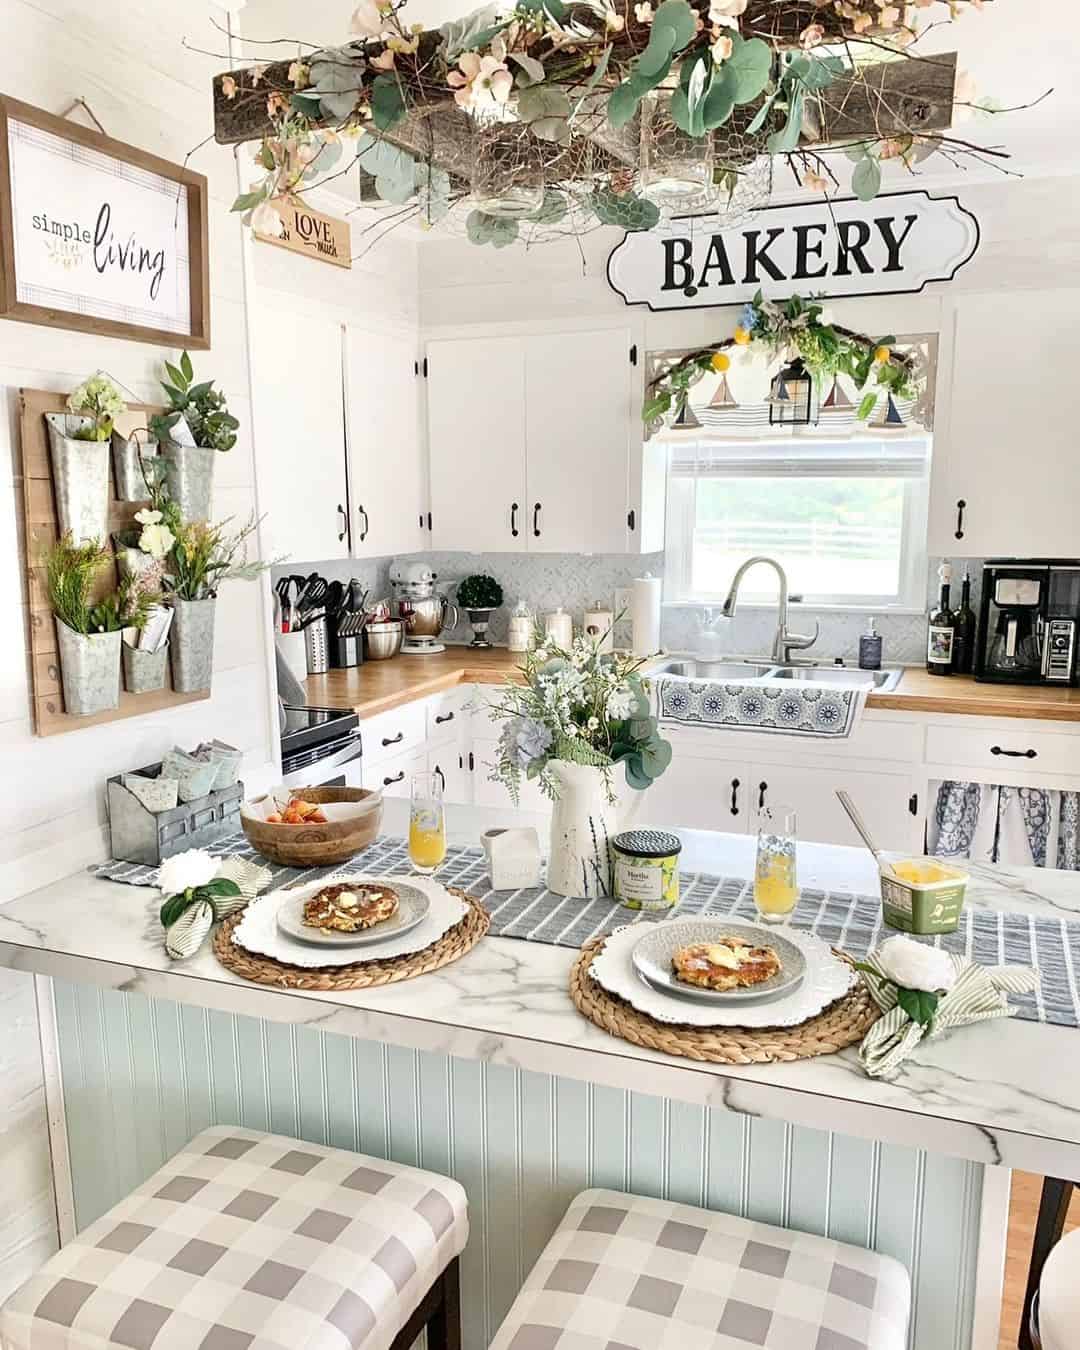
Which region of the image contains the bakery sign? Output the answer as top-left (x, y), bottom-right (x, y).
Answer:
top-left (255, 202), bottom-right (351, 269)
top-left (607, 191), bottom-right (979, 311)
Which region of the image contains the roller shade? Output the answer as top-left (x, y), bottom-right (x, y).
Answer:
top-left (669, 435), bottom-right (931, 479)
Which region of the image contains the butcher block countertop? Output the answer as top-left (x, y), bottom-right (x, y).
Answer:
top-left (303, 648), bottom-right (1080, 723)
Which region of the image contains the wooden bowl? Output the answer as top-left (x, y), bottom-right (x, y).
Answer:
top-left (240, 787), bottom-right (383, 866)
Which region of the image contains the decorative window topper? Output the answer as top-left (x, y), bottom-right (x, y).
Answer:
top-left (608, 191), bottom-right (978, 311)
top-left (0, 95), bottom-right (210, 347)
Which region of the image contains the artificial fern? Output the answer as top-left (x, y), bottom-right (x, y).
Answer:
top-left (45, 535), bottom-right (109, 635)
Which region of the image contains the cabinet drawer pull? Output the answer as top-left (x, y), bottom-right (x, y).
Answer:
top-left (434, 765), bottom-right (445, 793)
top-left (533, 502), bottom-right (542, 537)
top-left (381, 732), bottom-right (405, 747)
top-left (336, 503), bottom-right (347, 543)
top-left (730, 778), bottom-right (740, 816)
top-left (954, 499), bottom-right (966, 540)
top-left (357, 504), bottom-right (369, 541)
top-left (758, 780), bottom-right (767, 810)
top-left (434, 711), bottom-right (455, 725)
top-left (511, 502), bottom-right (519, 538)
top-left (990, 745), bottom-right (1037, 759)
top-left (383, 771), bottom-right (406, 786)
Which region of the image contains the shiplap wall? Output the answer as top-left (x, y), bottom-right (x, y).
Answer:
top-left (53, 981), bottom-right (983, 1350)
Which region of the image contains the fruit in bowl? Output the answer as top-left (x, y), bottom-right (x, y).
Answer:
top-left (240, 786), bottom-right (382, 865)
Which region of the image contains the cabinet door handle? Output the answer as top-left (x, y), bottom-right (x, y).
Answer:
top-left (990, 745), bottom-right (1037, 759)
top-left (908, 792), bottom-right (919, 816)
top-left (419, 513), bottom-right (424, 529)
top-left (468, 751), bottom-right (475, 772)
top-left (532, 502), bottom-right (542, 537)
top-left (511, 502), bottom-right (519, 538)
top-left (336, 503), bottom-right (347, 543)
top-left (383, 771), bottom-right (406, 786)
top-left (627, 508), bottom-right (636, 531)
top-left (954, 499), bottom-right (966, 540)
top-left (730, 778), bottom-right (740, 816)
top-left (758, 780), bottom-right (767, 810)
top-left (434, 711), bottom-right (455, 725)
top-left (434, 765), bottom-right (446, 793)
top-left (357, 504), bottom-right (369, 541)
top-left (381, 732), bottom-right (405, 747)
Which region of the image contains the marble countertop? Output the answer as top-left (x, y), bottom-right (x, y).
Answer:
top-left (3, 800), bottom-right (1080, 1175)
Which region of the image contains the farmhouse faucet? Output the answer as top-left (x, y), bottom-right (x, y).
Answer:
top-left (721, 556), bottom-right (819, 664)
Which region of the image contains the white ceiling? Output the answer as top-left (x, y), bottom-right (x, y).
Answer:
top-left (232, 0), bottom-right (1080, 209)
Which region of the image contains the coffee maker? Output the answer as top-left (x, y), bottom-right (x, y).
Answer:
top-left (389, 560), bottom-right (459, 654)
top-left (975, 560), bottom-right (1080, 685)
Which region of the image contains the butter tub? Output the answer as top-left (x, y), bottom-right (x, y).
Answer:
top-left (879, 855), bottom-right (969, 935)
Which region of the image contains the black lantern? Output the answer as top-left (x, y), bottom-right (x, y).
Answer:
top-left (768, 358), bottom-right (818, 426)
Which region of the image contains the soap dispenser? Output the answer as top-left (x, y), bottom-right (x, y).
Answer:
top-left (859, 617), bottom-right (882, 671)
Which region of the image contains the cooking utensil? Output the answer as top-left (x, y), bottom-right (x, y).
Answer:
top-left (835, 790), bottom-right (896, 878)
top-left (274, 576), bottom-right (296, 633)
top-left (295, 573), bottom-right (329, 612)
top-left (326, 580), bottom-right (345, 616)
top-left (349, 578), bottom-right (367, 613)
top-left (304, 614), bottom-right (329, 674)
top-left (365, 619), bottom-right (404, 660)
top-left (275, 878), bottom-right (431, 948)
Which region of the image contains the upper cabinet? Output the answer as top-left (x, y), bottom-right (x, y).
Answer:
top-left (929, 289), bottom-right (1080, 557)
top-left (250, 298), bottom-right (350, 562)
top-left (345, 326), bottom-right (426, 558)
top-left (426, 326), bottom-right (646, 554)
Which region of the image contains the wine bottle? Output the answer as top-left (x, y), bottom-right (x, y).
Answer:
top-left (927, 562), bottom-right (956, 676)
top-left (952, 570), bottom-right (976, 675)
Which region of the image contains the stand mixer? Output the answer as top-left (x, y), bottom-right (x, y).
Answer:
top-left (389, 560), bottom-right (459, 654)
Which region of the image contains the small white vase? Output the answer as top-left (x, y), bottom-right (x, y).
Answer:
top-left (546, 761), bottom-right (647, 899)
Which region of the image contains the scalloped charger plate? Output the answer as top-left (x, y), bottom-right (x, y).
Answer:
top-left (276, 878), bottom-right (431, 948)
top-left (631, 918), bottom-right (806, 1006)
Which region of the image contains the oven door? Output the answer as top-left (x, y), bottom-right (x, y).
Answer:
top-left (282, 731), bottom-right (364, 790)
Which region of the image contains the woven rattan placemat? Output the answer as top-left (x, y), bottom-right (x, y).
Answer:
top-left (212, 888), bottom-right (489, 991)
top-left (569, 936), bottom-right (880, 1065)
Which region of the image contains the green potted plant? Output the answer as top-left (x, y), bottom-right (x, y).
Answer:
top-left (165, 514), bottom-right (268, 692)
top-left (44, 534), bottom-right (122, 716)
top-left (45, 373), bottom-right (126, 545)
top-left (456, 573), bottom-right (504, 648)
top-left (149, 352), bottom-right (239, 522)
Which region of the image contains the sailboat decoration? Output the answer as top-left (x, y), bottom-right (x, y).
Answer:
top-left (668, 396), bottom-right (702, 433)
top-left (819, 376), bottom-right (854, 415)
top-left (708, 372), bottom-right (738, 410)
top-left (871, 391), bottom-right (906, 431)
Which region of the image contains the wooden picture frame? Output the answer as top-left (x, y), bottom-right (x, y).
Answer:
top-left (0, 94), bottom-right (210, 348)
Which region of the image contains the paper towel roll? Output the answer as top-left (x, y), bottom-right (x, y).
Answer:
top-left (631, 574), bottom-right (662, 656)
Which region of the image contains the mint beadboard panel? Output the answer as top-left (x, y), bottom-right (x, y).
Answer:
top-left (52, 983), bottom-right (981, 1350)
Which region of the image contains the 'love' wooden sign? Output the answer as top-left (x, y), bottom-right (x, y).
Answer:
top-left (607, 191), bottom-right (978, 311)
top-left (255, 202), bottom-right (351, 269)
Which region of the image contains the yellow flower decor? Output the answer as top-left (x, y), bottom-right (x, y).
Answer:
top-left (643, 291), bottom-right (919, 427)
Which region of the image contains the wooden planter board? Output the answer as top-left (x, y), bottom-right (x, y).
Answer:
top-left (18, 387), bottom-right (210, 736)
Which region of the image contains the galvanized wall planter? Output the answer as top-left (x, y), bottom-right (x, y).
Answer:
top-left (169, 596), bottom-right (215, 692)
top-left (45, 413), bottom-right (110, 545)
top-left (56, 623), bottom-right (121, 716)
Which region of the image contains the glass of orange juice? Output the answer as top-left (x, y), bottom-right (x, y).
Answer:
top-left (754, 804), bottom-right (798, 924)
top-left (408, 773), bottom-right (446, 875)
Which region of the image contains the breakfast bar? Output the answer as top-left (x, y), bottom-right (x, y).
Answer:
top-left (2, 800), bottom-right (1079, 1349)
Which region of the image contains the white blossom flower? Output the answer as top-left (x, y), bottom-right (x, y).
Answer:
top-left (447, 48), bottom-right (513, 111)
top-left (711, 33), bottom-right (733, 62)
top-left (607, 684), bottom-right (636, 720)
top-left (875, 935), bottom-right (957, 993)
top-left (251, 199), bottom-right (286, 237)
top-left (708, 0), bottom-right (747, 18)
top-left (134, 508), bottom-right (162, 526)
top-left (139, 522), bottom-right (175, 560)
top-left (634, 2), bottom-right (653, 20)
top-left (158, 849), bottom-right (219, 898)
top-left (350, 0), bottom-right (385, 36)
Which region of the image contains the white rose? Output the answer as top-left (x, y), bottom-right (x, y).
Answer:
top-left (251, 199), bottom-right (285, 238)
top-left (139, 522), bottom-right (175, 560)
top-left (158, 849), bottom-right (219, 897)
top-left (874, 935), bottom-right (956, 993)
top-left (134, 508), bottom-right (162, 526)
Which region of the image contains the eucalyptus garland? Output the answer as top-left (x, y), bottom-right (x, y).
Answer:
top-left (643, 291), bottom-right (919, 425)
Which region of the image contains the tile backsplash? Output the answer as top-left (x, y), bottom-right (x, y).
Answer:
top-left (274, 553), bottom-right (984, 666)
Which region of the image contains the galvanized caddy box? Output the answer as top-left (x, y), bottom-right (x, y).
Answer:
top-left (107, 761), bottom-right (243, 865)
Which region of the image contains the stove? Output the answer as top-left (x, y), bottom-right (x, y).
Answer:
top-left (280, 704), bottom-right (362, 786)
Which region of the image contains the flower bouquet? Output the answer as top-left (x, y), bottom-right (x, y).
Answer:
top-left (486, 631), bottom-right (671, 898)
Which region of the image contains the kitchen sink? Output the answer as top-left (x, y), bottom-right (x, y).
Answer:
top-left (770, 666), bottom-right (903, 691)
top-left (651, 657), bottom-right (904, 692)
top-left (652, 659), bottom-right (775, 680)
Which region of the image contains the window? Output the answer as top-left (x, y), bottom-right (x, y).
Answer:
top-left (664, 435), bottom-right (931, 609)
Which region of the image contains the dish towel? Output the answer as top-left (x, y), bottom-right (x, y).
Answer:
top-left (656, 678), bottom-right (867, 739)
top-left (857, 951), bottom-right (1039, 1079)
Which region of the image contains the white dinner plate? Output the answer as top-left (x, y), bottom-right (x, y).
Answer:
top-left (275, 877), bottom-right (430, 947)
top-left (631, 918), bottom-right (806, 1006)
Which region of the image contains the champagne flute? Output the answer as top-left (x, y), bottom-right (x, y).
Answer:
top-left (408, 772), bottom-right (446, 875)
top-left (754, 804), bottom-right (798, 924)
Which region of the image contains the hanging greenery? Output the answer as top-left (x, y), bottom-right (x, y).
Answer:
top-left (642, 291), bottom-right (919, 425)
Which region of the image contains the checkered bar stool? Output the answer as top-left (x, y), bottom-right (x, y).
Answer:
top-left (0, 1126), bottom-right (467, 1350)
top-left (490, 1189), bottom-right (910, 1350)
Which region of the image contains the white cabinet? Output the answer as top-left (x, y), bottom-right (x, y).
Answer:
top-left (345, 327), bottom-right (426, 558)
top-left (250, 300), bottom-right (349, 561)
top-left (746, 765), bottom-right (918, 852)
top-left (637, 744), bottom-right (752, 833)
top-left (929, 289), bottom-right (1080, 557)
top-left (374, 748), bottom-right (426, 797)
top-left (524, 330), bottom-right (633, 553)
top-left (429, 746), bottom-right (471, 804)
top-left (426, 337), bottom-right (526, 551)
top-left (425, 328), bottom-right (636, 554)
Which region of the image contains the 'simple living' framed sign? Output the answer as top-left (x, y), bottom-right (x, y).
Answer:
top-left (0, 95), bottom-right (210, 347)
top-left (607, 190), bottom-right (979, 312)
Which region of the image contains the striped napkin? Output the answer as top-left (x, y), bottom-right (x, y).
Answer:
top-left (857, 950), bottom-right (1039, 1080)
top-left (164, 857), bottom-right (272, 960)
